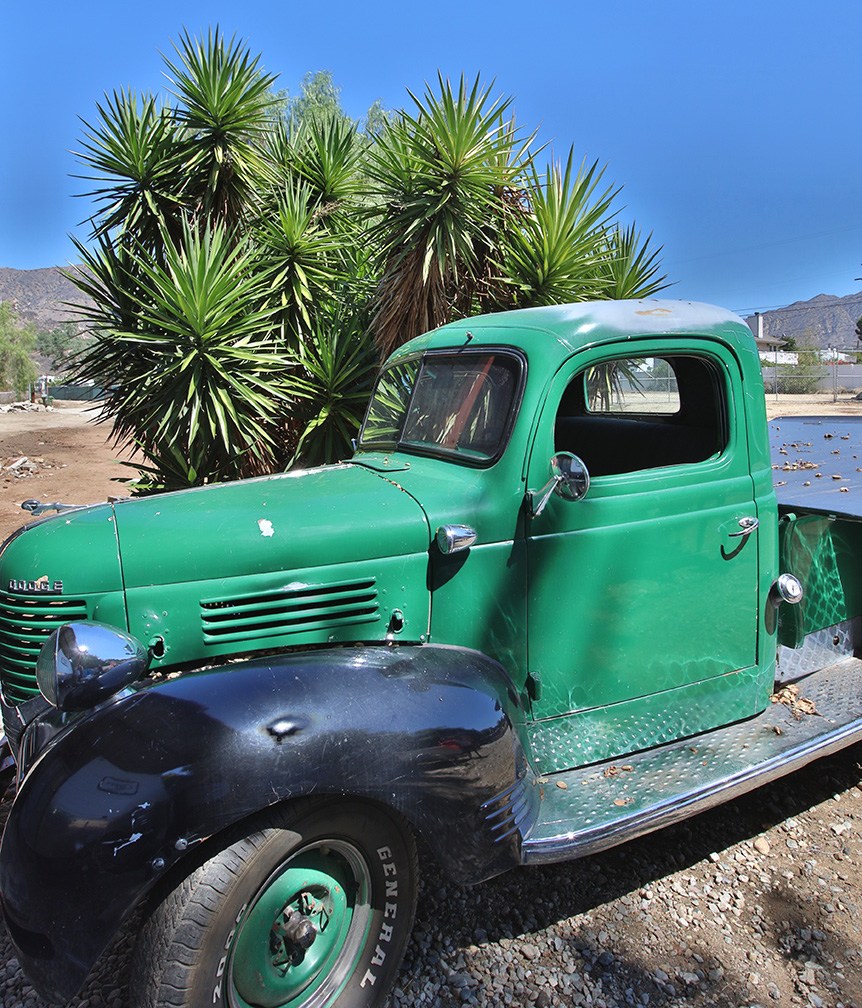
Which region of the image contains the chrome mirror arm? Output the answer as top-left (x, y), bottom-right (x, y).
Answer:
top-left (528, 474), bottom-right (563, 518)
top-left (528, 452), bottom-right (591, 518)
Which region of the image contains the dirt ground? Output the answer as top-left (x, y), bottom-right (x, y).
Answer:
top-left (0, 402), bottom-right (139, 542)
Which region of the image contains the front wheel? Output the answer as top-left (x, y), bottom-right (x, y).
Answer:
top-left (131, 798), bottom-right (418, 1008)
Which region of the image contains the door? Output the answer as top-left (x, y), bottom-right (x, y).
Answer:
top-left (526, 342), bottom-right (762, 769)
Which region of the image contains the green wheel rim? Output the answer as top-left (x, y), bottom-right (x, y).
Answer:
top-left (228, 840), bottom-right (372, 1008)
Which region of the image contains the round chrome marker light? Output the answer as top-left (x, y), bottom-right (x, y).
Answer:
top-left (36, 621), bottom-right (149, 711)
top-left (769, 573), bottom-right (804, 608)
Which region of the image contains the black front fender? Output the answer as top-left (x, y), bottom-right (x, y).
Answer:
top-left (0, 644), bottom-right (535, 1003)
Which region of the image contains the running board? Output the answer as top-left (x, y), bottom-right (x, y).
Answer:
top-left (522, 656), bottom-right (862, 865)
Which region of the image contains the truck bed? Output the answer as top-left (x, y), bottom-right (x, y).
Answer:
top-left (770, 415), bottom-right (862, 519)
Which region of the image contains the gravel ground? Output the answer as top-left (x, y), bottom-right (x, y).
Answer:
top-left (1, 743), bottom-right (861, 1008)
top-left (394, 743), bottom-right (862, 1008)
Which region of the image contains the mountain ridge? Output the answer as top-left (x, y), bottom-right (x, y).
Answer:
top-left (745, 292), bottom-right (862, 349)
top-left (2, 265), bottom-right (861, 348)
top-left (0, 266), bottom-right (91, 330)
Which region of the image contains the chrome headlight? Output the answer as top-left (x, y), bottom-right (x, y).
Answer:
top-left (36, 621), bottom-right (149, 711)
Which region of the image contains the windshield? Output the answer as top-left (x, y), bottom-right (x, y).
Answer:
top-left (359, 350), bottom-right (524, 464)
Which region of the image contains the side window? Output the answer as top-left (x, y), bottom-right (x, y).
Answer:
top-left (554, 354), bottom-right (726, 477)
top-left (585, 358), bottom-right (681, 415)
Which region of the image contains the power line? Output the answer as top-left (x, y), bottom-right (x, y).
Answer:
top-left (667, 222), bottom-right (862, 268)
top-left (733, 293), bottom-right (862, 317)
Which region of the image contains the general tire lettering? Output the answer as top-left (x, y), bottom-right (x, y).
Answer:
top-left (129, 798), bottom-right (417, 1008)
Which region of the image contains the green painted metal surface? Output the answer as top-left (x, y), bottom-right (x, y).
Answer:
top-left (126, 554), bottom-right (425, 669)
top-left (112, 464), bottom-right (431, 667)
top-left (0, 300), bottom-right (788, 770)
top-left (778, 513), bottom-right (862, 646)
top-left (112, 464), bottom-right (429, 588)
top-left (229, 849), bottom-right (366, 1008)
top-left (520, 337), bottom-right (772, 767)
top-left (527, 663), bottom-right (766, 774)
top-left (361, 454), bottom-right (529, 677)
top-left (525, 341), bottom-right (761, 710)
top-left (0, 509), bottom-right (126, 703)
top-left (362, 301), bottom-right (779, 768)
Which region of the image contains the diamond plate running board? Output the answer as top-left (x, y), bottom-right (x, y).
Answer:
top-left (522, 656), bottom-right (862, 865)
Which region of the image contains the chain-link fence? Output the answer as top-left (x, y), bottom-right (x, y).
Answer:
top-left (0, 385), bottom-right (105, 405)
top-left (47, 384), bottom-right (106, 401)
top-left (760, 348), bottom-right (862, 403)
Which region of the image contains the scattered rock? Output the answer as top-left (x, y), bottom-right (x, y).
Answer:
top-left (0, 455), bottom-right (58, 480)
top-left (0, 402), bottom-right (54, 414)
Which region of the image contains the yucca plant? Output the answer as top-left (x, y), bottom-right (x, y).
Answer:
top-left (253, 180), bottom-right (357, 348)
top-left (163, 28), bottom-right (278, 232)
top-left (585, 360), bottom-right (643, 412)
top-left (596, 222), bottom-right (668, 300)
top-left (287, 302), bottom-right (380, 467)
top-left (495, 151), bottom-right (619, 309)
top-left (268, 114), bottom-right (364, 217)
top-left (70, 221), bottom-right (291, 484)
top-left (366, 73), bottom-right (533, 356)
top-left (67, 32), bottom-right (671, 491)
top-left (120, 437), bottom-right (241, 493)
top-left (73, 89), bottom-right (189, 253)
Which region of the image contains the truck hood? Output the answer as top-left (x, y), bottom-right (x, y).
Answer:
top-left (0, 506), bottom-right (123, 596)
top-left (112, 463), bottom-right (430, 589)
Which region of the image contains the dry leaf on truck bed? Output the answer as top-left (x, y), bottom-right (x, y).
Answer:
top-left (603, 765), bottom-right (634, 778)
top-left (771, 683), bottom-right (820, 719)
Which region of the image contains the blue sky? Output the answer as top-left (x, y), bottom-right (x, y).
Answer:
top-left (3, 0), bottom-right (861, 316)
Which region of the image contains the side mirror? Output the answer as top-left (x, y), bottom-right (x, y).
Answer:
top-left (529, 452), bottom-right (590, 517)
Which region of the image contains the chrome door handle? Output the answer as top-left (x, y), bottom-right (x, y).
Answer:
top-left (729, 516), bottom-right (759, 537)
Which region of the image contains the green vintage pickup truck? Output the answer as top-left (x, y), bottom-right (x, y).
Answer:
top-left (1, 299), bottom-right (861, 1008)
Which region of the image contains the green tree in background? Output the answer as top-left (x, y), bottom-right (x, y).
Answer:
top-left (34, 322), bottom-right (95, 372)
top-left (0, 304), bottom-right (38, 392)
top-left (284, 71), bottom-right (345, 126)
top-left (761, 326), bottom-right (824, 394)
top-left (275, 70), bottom-right (389, 138)
top-left (35, 324), bottom-right (76, 370)
top-left (68, 28), bottom-right (668, 492)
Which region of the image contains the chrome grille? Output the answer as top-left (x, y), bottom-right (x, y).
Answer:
top-left (0, 593), bottom-right (88, 705)
top-left (200, 579), bottom-right (380, 645)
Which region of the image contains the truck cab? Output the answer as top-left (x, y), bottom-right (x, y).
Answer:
top-left (359, 302), bottom-right (777, 771)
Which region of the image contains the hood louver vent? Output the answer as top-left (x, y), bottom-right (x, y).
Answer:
top-left (200, 578), bottom-right (380, 645)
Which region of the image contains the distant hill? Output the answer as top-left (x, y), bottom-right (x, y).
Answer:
top-left (0, 266), bottom-right (92, 331)
top-left (3, 265), bottom-right (862, 350)
top-left (744, 292), bottom-right (862, 349)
